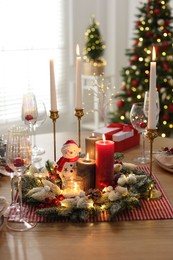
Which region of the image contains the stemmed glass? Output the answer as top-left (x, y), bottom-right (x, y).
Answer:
top-left (32, 101), bottom-right (47, 156)
top-left (130, 102), bottom-right (149, 164)
top-left (5, 125), bottom-right (36, 231)
top-left (21, 93), bottom-right (41, 162)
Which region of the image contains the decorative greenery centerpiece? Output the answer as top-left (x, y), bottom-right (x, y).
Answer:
top-left (22, 159), bottom-right (156, 222)
top-left (83, 16), bottom-right (106, 75)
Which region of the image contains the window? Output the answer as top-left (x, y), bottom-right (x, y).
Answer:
top-left (0, 0), bottom-right (67, 131)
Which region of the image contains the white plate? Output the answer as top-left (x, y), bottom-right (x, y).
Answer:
top-left (155, 156), bottom-right (173, 173)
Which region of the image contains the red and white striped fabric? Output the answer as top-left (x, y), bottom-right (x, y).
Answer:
top-left (7, 166), bottom-right (173, 222)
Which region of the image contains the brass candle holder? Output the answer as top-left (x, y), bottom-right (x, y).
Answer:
top-left (146, 128), bottom-right (161, 199)
top-left (146, 128), bottom-right (158, 177)
top-left (50, 110), bottom-right (59, 161)
top-left (74, 108), bottom-right (84, 148)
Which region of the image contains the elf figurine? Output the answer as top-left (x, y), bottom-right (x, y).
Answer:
top-left (56, 140), bottom-right (81, 181)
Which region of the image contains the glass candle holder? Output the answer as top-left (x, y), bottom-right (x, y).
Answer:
top-left (63, 178), bottom-right (84, 198)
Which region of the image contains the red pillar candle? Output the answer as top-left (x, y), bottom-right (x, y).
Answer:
top-left (95, 138), bottom-right (114, 190)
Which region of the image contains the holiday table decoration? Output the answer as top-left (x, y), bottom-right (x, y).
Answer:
top-left (85, 133), bottom-right (101, 160)
top-left (77, 155), bottom-right (96, 191)
top-left (95, 135), bottom-right (114, 190)
top-left (75, 44), bottom-right (84, 148)
top-left (94, 123), bottom-right (140, 152)
top-left (56, 140), bottom-right (81, 181)
top-left (49, 58), bottom-right (59, 161)
top-left (17, 160), bottom-right (164, 222)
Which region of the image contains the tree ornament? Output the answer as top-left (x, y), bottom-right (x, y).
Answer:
top-left (145, 31), bottom-right (151, 37)
top-left (132, 80), bottom-right (139, 86)
top-left (117, 100), bottom-right (124, 108)
top-left (168, 79), bottom-right (173, 86)
top-left (157, 19), bottom-right (165, 26)
top-left (133, 55), bottom-right (139, 61)
top-left (163, 62), bottom-right (169, 72)
top-left (168, 104), bottom-right (173, 113)
top-left (154, 8), bottom-right (160, 15)
top-left (134, 40), bottom-right (139, 45)
top-left (162, 42), bottom-right (169, 48)
top-left (163, 114), bottom-right (169, 121)
top-left (165, 20), bottom-right (170, 26)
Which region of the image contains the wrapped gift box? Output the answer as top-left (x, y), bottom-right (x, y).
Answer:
top-left (94, 123), bottom-right (140, 152)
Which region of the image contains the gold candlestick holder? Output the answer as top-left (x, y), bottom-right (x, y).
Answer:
top-left (74, 108), bottom-right (84, 148)
top-left (146, 128), bottom-right (161, 199)
top-left (146, 128), bottom-right (158, 177)
top-left (50, 110), bottom-right (59, 161)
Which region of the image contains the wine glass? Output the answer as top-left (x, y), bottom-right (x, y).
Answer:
top-left (5, 125), bottom-right (36, 231)
top-left (130, 102), bottom-right (149, 164)
top-left (32, 101), bottom-right (47, 156)
top-left (21, 93), bottom-right (41, 162)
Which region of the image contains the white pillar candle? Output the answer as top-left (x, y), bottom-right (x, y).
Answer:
top-left (148, 46), bottom-right (157, 129)
top-left (75, 44), bottom-right (82, 109)
top-left (50, 59), bottom-right (57, 111)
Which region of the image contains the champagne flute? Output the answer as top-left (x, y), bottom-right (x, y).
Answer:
top-left (32, 101), bottom-right (47, 155)
top-left (130, 102), bottom-right (149, 164)
top-left (5, 125), bottom-right (36, 231)
top-left (21, 93), bottom-right (41, 162)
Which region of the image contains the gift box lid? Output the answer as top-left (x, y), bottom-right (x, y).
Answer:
top-left (94, 127), bottom-right (120, 135)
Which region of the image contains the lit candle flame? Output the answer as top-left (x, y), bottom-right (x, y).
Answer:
top-left (152, 46), bottom-right (156, 61)
top-left (76, 44), bottom-right (80, 56)
top-left (102, 134), bottom-right (106, 142)
top-left (91, 132), bottom-right (95, 137)
top-left (74, 182), bottom-right (78, 191)
top-left (85, 153), bottom-right (90, 161)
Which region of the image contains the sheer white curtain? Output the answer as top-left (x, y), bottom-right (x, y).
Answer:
top-left (0, 0), bottom-right (67, 132)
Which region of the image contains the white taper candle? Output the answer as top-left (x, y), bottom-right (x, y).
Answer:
top-left (148, 46), bottom-right (157, 129)
top-left (75, 44), bottom-right (82, 109)
top-left (50, 59), bottom-right (57, 111)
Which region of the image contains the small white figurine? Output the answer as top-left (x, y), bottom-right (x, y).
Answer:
top-left (56, 140), bottom-right (81, 180)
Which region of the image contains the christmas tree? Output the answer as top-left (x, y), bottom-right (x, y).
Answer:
top-left (83, 16), bottom-right (106, 63)
top-left (110, 0), bottom-right (173, 137)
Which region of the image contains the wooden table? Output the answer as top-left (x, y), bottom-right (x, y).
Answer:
top-left (0, 131), bottom-right (173, 260)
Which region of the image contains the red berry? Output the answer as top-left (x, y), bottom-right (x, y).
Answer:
top-left (114, 160), bottom-right (122, 165)
top-left (25, 114), bottom-right (33, 121)
top-left (13, 158), bottom-right (24, 167)
top-left (38, 203), bottom-right (45, 209)
top-left (52, 198), bottom-right (60, 206)
top-left (5, 165), bottom-right (14, 173)
top-left (58, 194), bottom-right (65, 201)
top-left (51, 174), bottom-right (58, 180)
top-left (140, 122), bottom-right (147, 129)
top-left (45, 197), bottom-right (51, 204)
